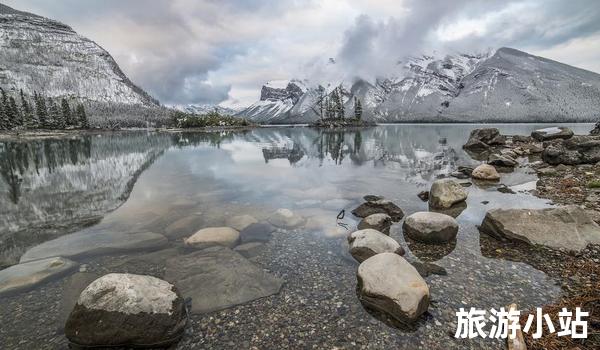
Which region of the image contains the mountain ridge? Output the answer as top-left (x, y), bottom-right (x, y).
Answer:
top-left (238, 47), bottom-right (600, 123)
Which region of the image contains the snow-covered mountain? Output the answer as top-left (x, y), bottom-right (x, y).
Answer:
top-left (0, 3), bottom-right (158, 106)
top-left (238, 48), bottom-right (600, 123)
top-left (177, 104), bottom-right (238, 116)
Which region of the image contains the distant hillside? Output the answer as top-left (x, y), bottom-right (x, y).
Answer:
top-left (0, 3), bottom-right (158, 106)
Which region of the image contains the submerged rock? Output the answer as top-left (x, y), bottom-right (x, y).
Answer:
top-left (239, 222), bottom-right (276, 243)
top-left (348, 229), bottom-right (404, 262)
top-left (471, 164), bottom-right (501, 181)
top-left (20, 231), bottom-right (168, 263)
top-left (164, 246), bottom-right (283, 314)
top-left (417, 191), bottom-right (429, 202)
top-left (402, 212), bottom-right (458, 244)
top-left (184, 227), bottom-right (240, 248)
top-left (164, 215), bottom-right (204, 239)
top-left (542, 135), bottom-right (600, 165)
top-left (429, 179), bottom-right (468, 209)
top-left (65, 273), bottom-right (187, 348)
top-left (268, 208), bottom-right (305, 228)
top-left (234, 242), bottom-right (265, 259)
top-left (226, 215), bottom-right (258, 232)
top-left (352, 199), bottom-right (404, 221)
top-left (364, 195), bottom-right (384, 202)
top-left (57, 272), bottom-right (100, 331)
top-left (410, 261), bottom-right (448, 277)
top-left (357, 213), bottom-right (393, 234)
top-left (479, 206), bottom-right (600, 252)
top-left (531, 126), bottom-right (574, 141)
top-left (357, 253), bottom-right (429, 323)
top-left (0, 257), bottom-right (77, 296)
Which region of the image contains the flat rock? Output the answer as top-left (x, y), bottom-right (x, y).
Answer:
top-left (65, 273), bottom-right (187, 348)
top-left (184, 227), bottom-right (240, 248)
top-left (268, 208), bottom-right (305, 228)
top-left (357, 213), bottom-right (393, 234)
top-left (429, 179), bottom-right (468, 209)
top-left (348, 229), bottom-right (404, 262)
top-left (531, 127), bottom-right (574, 141)
top-left (239, 222), bottom-right (276, 243)
top-left (403, 212), bottom-right (459, 244)
top-left (0, 257), bottom-right (78, 296)
top-left (357, 253), bottom-right (429, 323)
top-left (472, 164), bottom-right (501, 181)
top-left (164, 246), bottom-right (283, 314)
top-left (480, 205), bottom-right (600, 252)
top-left (352, 199), bottom-right (404, 221)
top-left (226, 215), bottom-right (258, 231)
top-left (20, 231), bottom-right (168, 263)
top-left (234, 242), bottom-right (266, 258)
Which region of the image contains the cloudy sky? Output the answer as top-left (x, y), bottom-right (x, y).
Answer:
top-left (6, 0), bottom-right (600, 108)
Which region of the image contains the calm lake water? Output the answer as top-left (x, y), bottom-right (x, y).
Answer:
top-left (0, 123), bottom-right (595, 349)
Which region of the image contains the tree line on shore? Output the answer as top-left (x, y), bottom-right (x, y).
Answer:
top-left (0, 88), bottom-right (89, 131)
top-left (315, 86), bottom-right (363, 121)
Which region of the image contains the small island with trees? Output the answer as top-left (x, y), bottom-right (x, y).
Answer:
top-left (309, 86), bottom-right (376, 128)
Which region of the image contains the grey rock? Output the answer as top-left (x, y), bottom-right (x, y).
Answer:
top-left (429, 179), bottom-right (468, 209)
top-left (268, 208), bottom-right (305, 228)
top-left (480, 206), bottom-right (600, 252)
top-left (352, 199), bottom-right (404, 221)
top-left (225, 215), bottom-right (258, 232)
top-left (357, 213), bottom-right (393, 234)
top-left (531, 127), bottom-right (574, 141)
top-left (471, 164), bottom-right (501, 181)
top-left (357, 253), bottom-right (429, 323)
top-left (0, 257), bottom-right (77, 296)
top-left (363, 195), bottom-right (384, 202)
top-left (234, 242), bottom-right (266, 259)
top-left (20, 231), bottom-right (168, 263)
top-left (417, 191), bottom-right (429, 202)
top-left (164, 246), bottom-right (283, 314)
top-left (164, 215), bottom-right (203, 239)
top-left (463, 128), bottom-right (506, 151)
top-left (542, 135), bottom-right (600, 165)
top-left (65, 273), bottom-right (187, 348)
top-left (348, 229), bottom-right (404, 262)
top-left (488, 154), bottom-right (517, 167)
top-left (402, 212), bottom-right (459, 244)
top-left (57, 272), bottom-right (99, 331)
top-left (410, 261), bottom-right (448, 277)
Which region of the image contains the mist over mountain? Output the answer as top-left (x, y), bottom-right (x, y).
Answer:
top-left (238, 48), bottom-right (600, 123)
top-left (0, 3), bottom-right (157, 106)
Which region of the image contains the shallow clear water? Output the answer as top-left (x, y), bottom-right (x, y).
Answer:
top-left (0, 123), bottom-right (594, 349)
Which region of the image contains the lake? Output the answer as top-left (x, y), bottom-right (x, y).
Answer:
top-left (0, 123), bottom-right (595, 349)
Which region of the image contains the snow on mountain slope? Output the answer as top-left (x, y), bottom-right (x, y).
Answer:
top-left (239, 48), bottom-right (600, 123)
top-left (0, 3), bottom-right (158, 106)
top-left (177, 104), bottom-right (238, 116)
top-left (237, 79), bottom-right (309, 123)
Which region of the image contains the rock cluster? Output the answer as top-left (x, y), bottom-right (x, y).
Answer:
top-left (542, 135), bottom-right (600, 165)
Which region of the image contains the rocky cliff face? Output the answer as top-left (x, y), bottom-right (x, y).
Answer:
top-left (0, 3), bottom-right (157, 106)
top-left (238, 48), bottom-right (600, 123)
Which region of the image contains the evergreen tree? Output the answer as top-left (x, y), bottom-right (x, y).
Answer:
top-left (76, 103), bottom-right (89, 129)
top-left (34, 92), bottom-right (48, 128)
top-left (354, 97), bottom-right (363, 120)
top-left (334, 87), bottom-right (344, 119)
top-left (0, 88), bottom-right (9, 130)
top-left (47, 98), bottom-right (61, 129)
top-left (9, 96), bottom-right (21, 127)
top-left (20, 89), bottom-right (36, 129)
top-left (61, 98), bottom-right (73, 126)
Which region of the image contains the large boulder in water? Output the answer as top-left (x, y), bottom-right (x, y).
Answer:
top-left (463, 128), bottom-right (506, 151)
top-left (65, 273), bottom-right (187, 348)
top-left (268, 208), bottom-right (305, 228)
top-left (357, 253), bottom-right (429, 323)
top-left (357, 213), bottom-right (393, 234)
top-left (531, 126), bottom-right (574, 141)
top-left (352, 199), bottom-right (404, 221)
top-left (402, 212), bottom-right (458, 244)
top-left (542, 135), bottom-right (600, 165)
top-left (348, 229), bottom-right (404, 262)
top-left (429, 179), bottom-right (468, 209)
top-left (479, 206), bottom-right (600, 252)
